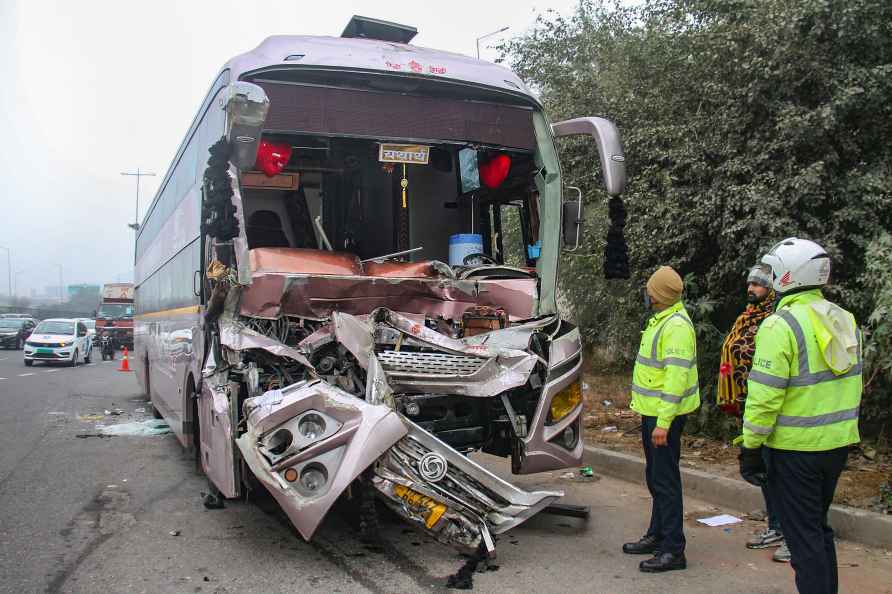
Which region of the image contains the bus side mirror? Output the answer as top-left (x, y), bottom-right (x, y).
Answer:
top-left (562, 187), bottom-right (583, 252)
top-left (552, 117), bottom-right (626, 196)
top-left (223, 82), bottom-right (270, 170)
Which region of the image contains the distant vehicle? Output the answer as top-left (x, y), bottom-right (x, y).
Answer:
top-left (98, 332), bottom-right (116, 361)
top-left (78, 318), bottom-right (97, 339)
top-left (0, 318), bottom-right (36, 350)
top-left (24, 318), bottom-right (92, 367)
top-left (96, 283), bottom-right (134, 349)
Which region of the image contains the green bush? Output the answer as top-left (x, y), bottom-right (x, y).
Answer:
top-left (501, 0), bottom-right (892, 438)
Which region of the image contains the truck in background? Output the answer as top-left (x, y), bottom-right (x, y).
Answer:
top-left (96, 283), bottom-right (134, 349)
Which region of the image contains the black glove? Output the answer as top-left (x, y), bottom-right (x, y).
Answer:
top-left (739, 446), bottom-right (767, 487)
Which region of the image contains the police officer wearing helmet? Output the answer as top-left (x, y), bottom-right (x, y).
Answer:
top-left (739, 238), bottom-right (862, 594)
top-left (623, 266), bottom-right (700, 573)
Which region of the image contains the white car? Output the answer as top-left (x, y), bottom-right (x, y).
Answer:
top-left (24, 318), bottom-right (93, 367)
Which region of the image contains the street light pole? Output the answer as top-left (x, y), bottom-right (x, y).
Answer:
top-left (0, 245), bottom-right (10, 299)
top-left (476, 26), bottom-right (509, 60)
top-left (53, 263), bottom-right (63, 304)
top-left (121, 169), bottom-right (157, 261)
top-left (13, 270), bottom-right (24, 298)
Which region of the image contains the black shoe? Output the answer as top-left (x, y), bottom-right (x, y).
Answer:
top-left (622, 535), bottom-right (661, 555)
top-left (639, 552), bottom-right (687, 573)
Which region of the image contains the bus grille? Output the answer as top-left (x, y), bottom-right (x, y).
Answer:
top-left (377, 351), bottom-right (486, 377)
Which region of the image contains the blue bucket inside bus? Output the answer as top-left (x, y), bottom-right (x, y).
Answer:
top-left (449, 234), bottom-right (484, 266)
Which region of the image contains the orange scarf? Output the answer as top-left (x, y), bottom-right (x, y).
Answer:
top-left (717, 293), bottom-right (775, 415)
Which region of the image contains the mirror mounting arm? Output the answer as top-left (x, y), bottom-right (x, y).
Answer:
top-left (551, 117), bottom-right (626, 196)
top-left (563, 186), bottom-right (583, 252)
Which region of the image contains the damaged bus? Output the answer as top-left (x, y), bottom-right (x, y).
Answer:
top-left (134, 16), bottom-right (626, 557)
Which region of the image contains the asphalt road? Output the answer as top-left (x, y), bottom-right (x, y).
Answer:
top-left (1, 351), bottom-right (891, 594)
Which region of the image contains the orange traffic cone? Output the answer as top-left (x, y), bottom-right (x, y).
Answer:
top-left (118, 346), bottom-right (132, 372)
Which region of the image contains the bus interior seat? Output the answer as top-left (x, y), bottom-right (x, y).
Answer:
top-left (246, 210), bottom-right (290, 248)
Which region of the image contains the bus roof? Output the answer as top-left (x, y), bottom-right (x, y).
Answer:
top-left (225, 35), bottom-right (540, 106)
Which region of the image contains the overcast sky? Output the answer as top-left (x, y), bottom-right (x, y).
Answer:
top-left (0, 0), bottom-right (578, 299)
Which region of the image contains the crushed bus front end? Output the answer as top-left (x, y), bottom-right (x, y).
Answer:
top-left (201, 254), bottom-right (583, 555)
top-left (181, 25), bottom-right (623, 560)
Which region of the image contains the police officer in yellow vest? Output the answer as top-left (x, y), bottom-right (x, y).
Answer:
top-left (623, 266), bottom-right (700, 572)
top-left (739, 238), bottom-right (861, 594)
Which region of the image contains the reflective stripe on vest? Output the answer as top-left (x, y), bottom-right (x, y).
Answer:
top-left (743, 419), bottom-right (772, 435)
top-left (748, 310), bottom-right (862, 390)
top-left (746, 407), bottom-right (860, 433)
top-left (632, 384), bottom-right (698, 404)
top-left (777, 406), bottom-right (859, 428)
top-left (635, 313), bottom-right (696, 369)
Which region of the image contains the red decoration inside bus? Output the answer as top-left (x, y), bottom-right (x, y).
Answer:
top-left (479, 154), bottom-right (511, 189)
top-left (255, 140), bottom-right (293, 177)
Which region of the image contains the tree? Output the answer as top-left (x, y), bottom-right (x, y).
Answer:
top-left (500, 0), bottom-right (892, 434)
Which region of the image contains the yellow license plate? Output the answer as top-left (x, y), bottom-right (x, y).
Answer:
top-left (393, 484), bottom-right (446, 529)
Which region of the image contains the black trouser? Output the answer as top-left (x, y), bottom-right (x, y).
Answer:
top-left (767, 446), bottom-right (848, 594)
top-left (641, 414), bottom-right (686, 555)
top-left (761, 446), bottom-right (782, 533)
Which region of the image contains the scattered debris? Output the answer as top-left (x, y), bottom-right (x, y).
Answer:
top-left (446, 542), bottom-right (493, 590)
top-left (47, 412), bottom-right (66, 416)
top-left (863, 447), bottom-right (877, 461)
top-left (75, 433), bottom-right (113, 439)
top-left (134, 407), bottom-right (146, 414)
top-left (100, 419), bottom-right (171, 436)
top-left (169, 530), bottom-right (181, 537)
top-left (78, 414), bottom-right (105, 422)
top-left (203, 491), bottom-right (225, 510)
top-left (697, 514), bottom-right (743, 527)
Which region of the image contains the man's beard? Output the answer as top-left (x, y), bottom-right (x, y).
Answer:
top-left (747, 292), bottom-right (763, 304)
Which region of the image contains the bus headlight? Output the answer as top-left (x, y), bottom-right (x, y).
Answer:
top-left (549, 380), bottom-right (582, 423)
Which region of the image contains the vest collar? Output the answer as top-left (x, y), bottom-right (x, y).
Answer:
top-left (778, 288), bottom-right (824, 310)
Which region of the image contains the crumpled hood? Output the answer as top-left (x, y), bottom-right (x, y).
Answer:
top-left (807, 300), bottom-right (858, 375)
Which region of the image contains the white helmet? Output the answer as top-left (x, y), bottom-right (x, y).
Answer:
top-left (761, 237), bottom-right (830, 293)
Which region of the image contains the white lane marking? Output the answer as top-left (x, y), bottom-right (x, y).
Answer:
top-left (0, 357), bottom-right (8, 361)
top-left (18, 373), bottom-right (35, 377)
top-left (0, 377), bottom-right (7, 380)
top-left (44, 369), bottom-right (59, 374)
top-left (85, 363), bottom-right (95, 366)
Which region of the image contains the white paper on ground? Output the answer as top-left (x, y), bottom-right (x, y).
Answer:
top-left (696, 514), bottom-right (743, 527)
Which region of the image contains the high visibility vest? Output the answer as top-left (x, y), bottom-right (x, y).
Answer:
top-left (631, 301), bottom-right (701, 429)
top-left (743, 290), bottom-right (862, 451)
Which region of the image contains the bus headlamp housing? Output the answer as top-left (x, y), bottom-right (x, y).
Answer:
top-left (549, 380), bottom-right (582, 424)
top-left (223, 82), bottom-right (270, 170)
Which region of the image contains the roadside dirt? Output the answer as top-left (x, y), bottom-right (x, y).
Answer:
top-left (580, 372), bottom-right (892, 513)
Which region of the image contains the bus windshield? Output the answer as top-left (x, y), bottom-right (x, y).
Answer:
top-left (97, 304), bottom-right (134, 319)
